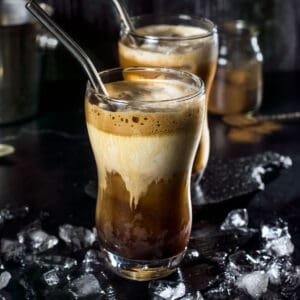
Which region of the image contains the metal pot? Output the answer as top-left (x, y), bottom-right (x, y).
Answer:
top-left (0, 0), bottom-right (57, 124)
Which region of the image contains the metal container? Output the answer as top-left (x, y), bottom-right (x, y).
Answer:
top-left (0, 0), bottom-right (56, 124)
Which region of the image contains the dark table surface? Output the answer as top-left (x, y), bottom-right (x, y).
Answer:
top-left (0, 71), bottom-right (299, 299)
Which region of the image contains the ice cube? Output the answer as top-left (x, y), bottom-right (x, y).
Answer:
top-left (203, 280), bottom-right (233, 299)
top-left (43, 269), bottom-right (60, 286)
top-left (25, 255), bottom-right (77, 271)
top-left (182, 249), bottom-right (201, 265)
top-left (149, 281), bottom-right (187, 300)
top-left (59, 224), bottom-right (96, 250)
top-left (68, 274), bottom-right (105, 299)
top-left (209, 252), bottom-right (228, 267)
top-left (261, 219), bottom-right (295, 257)
top-left (236, 271), bottom-right (269, 298)
top-left (266, 260), bottom-right (281, 285)
top-left (0, 239), bottom-right (25, 261)
top-left (261, 219), bottom-right (289, 241)
top-left (265, 236), bottom-right (294, 257)
top-left (281, 264), bottom-right (300, 293)
top-left (0, 206), bottom-right (29, 224)
top-left (0, 272), bottom-right (11, 290)
top-left (220, 209), bottom-right (249, 231)
top-left (227, 251), bottom-right (258, 276)
top-left (178, 291), bottom-right (204, 300)
top-left (82, 249), bottom-right (105, 273)
top-left (17, 221), bottom-right (58, 253)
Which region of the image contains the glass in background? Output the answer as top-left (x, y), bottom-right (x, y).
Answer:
top-left (118, 15), bottom-right (218, 187)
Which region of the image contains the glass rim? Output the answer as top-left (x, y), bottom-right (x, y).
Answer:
top-left (89, 67), bottom-right (205, 106)
top-left (219, 19), bottom-right (258, 36)
top-left (127, 14), bottom-right (218, 41)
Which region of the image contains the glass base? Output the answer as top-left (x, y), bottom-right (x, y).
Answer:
top-left (103, 249), bottom-right (186, 281)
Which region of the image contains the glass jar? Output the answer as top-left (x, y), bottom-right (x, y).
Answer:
top-left (209, 20), bottom-right (263, 115)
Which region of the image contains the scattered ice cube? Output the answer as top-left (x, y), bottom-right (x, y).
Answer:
top-left (0, 239), bottom-right (25, 261)
top-left (149, 281), bottom-right (187, 300)
top-left (281, 264), bottom-right (300, 293)
top-left (261, 219), bottom-right (294, 257)
top-left (59, 224), bottom-right (96, 250)
top-left (178, 291), bottom-right (204, 300)
top-left (18, 226), bottom-right (58, 253)
top-left (266, 260), bottom-right (281, 285)
top-left (220, 209), bottom-right (249, 231)
top-left (265, 236), bottom-right (294, 257)
top-left (261, 219), bottom-right (289, 240)
top-left (204, 279), bottom-right (233, 299)
top-left (43, 269), bottom-right (60, 286)
top-left (209, 252), bottom-right (228, 267)
top-left (31, 255), bottom-right (77, 271)
top-left (82, 249), bottom-right (105, 273)
top-left (227, 251), bottom-right (258, 276)
top-left (0, 272), bottom-right (11, 290)
top-left (182, 249), bottom-right (201, 265)
top-left (69, 274), bottom-right (104, 299)
top-left (236, 271), bottom-right (269, 299)
top-left (0, 206), bottom-right (29, 224)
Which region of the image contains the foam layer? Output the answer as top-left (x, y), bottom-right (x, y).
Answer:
top-left (86, 79), bottom-right (204, 208)
top-left (105, 80), bottom-right (195, 102)
top-left (86, 80), bottom-right (202, 136)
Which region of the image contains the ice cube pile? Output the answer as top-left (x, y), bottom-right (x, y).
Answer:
top-left (0, 207), bottom-right (114, 299)
top-left (0, 206), bottom-right (298, 299)
top-left (202, 209), bottom-right (300, 299)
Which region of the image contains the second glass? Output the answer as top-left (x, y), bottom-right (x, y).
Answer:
top-left (118, 15), bottom-right (218, 194)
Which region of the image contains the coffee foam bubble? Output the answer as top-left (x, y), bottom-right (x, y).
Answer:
top-left (86, 79), bottom-right (204, 208)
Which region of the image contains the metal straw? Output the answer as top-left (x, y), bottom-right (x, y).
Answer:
top-left (111, 0), bottom-right (138, 47)
top-left (25, 0), bottom-right (108, 96)
top-left (112, 0), bottom-right (136, 33)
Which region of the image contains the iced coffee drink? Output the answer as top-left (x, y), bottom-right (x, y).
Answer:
top-left (85, 67), bottom-right (205, 280)
top-left (118, 15), bottom-right (218, 178)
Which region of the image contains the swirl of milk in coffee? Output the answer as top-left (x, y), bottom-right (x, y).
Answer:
top-left (86, 79), bottom-right (204, 209)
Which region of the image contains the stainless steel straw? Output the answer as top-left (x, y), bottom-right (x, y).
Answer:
top-left (26, 0), bottom-right (108, 96)
top-left (111, 0), bottom-right (138, 46)
top-left (112, 0), bottom-right (136, 33)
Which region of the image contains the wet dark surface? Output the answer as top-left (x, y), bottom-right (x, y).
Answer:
top-left (0, 72), bottom-right (299, 299)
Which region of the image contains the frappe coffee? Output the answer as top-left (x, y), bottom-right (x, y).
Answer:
top-left (86, 74), bottom-right (204, 261)
top-left (118, 22), bottom-right (218, 174)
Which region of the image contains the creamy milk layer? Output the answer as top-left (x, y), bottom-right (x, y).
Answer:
top-left (119, 24), bottom-right (217, 73)
top-left (86, 80), bottom-right (204, 209)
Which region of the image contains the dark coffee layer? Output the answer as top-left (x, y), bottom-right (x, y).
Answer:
top-left (96, 172), bottom-right (191, 260)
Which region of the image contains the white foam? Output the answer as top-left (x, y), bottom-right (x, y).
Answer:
top-left (87, 125), bottom-right (201, 209)
top-left (106, 80), bottom-right (194, 102)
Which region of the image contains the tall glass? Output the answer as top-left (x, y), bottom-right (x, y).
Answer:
top-left (85, 67), bottom-right (205, 281)
top-left (118, 15), bottom-right (218, 201)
